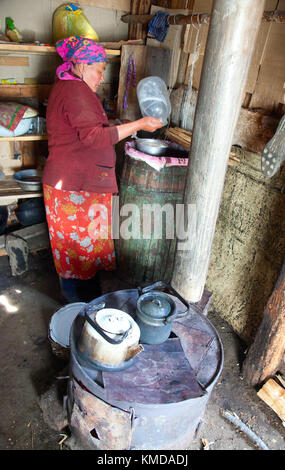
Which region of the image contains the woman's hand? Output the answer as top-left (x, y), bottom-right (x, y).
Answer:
top-left (116, 116), bottom-right (163, 142)
top-left (139, 117), bottom-right (163, 133)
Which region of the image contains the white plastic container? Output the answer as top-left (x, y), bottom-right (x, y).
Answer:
top-left (137, 76), bottom-right (171, 126)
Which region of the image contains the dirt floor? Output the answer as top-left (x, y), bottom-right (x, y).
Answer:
top-left (0, 248), bottom-right (284, 452)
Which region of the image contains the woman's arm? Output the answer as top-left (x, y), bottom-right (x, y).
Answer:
top-left (116, 117), bottom-right (163, 142)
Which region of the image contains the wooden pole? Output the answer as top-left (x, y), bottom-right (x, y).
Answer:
top-left (242, 258), bottom-right (285, 387)
top-left (121, 10), bottom-right (285, 26)
top-left (171, 0), bottom-right (265, 302)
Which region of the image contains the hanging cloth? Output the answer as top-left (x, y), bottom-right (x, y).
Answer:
top-left (147, 11), bottom-right (170, 43)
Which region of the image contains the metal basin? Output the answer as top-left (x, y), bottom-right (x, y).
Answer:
top-left (13, 169), bottom-right (43, 191)
top-left (135, 138), bottom-right (169, 156)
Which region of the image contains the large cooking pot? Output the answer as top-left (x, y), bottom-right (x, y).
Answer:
top-left (134, 136), bottom-right (169, 156)
top-left (135, 281), bottom-right (189, 345)
top-left (77, 300), bottom-right (142, 367)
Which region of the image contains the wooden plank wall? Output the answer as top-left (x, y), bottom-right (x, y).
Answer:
top-left (170, 0), bottom-right (285, 115)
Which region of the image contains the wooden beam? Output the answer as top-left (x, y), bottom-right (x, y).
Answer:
top-left (242, 257), bottom-right (285, 387)
top-left (0, 43), bottom-right (120, 57)
top-left (0, 44), bottom-right (56, 55)
top-left (121, 10), bottom-right (285, 25)
top-left (122, 12), bottom-right (210, 25)
top-left (0, 84), bottom-right (52, 100)
top-left (171, 0), bottom-right (266, 302)
top-left (0, 136), bottom-right (47, 142)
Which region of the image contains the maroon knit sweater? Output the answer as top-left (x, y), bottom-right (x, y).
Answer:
top-left (43, 78), bottom-right (119, 193)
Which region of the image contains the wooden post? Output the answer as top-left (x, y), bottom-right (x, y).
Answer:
top-left (171, 0), bottom-right (265, 302)
top-left (242, 258), bottom-right (285, 387)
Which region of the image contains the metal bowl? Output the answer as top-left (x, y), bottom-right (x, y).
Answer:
top-left (135, 138), bottom-right (169, 156)
top-left (13, 169), bottom-right (43, 192)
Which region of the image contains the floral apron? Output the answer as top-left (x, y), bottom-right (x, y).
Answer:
top-left (43, 183), bottom-right (116, 279)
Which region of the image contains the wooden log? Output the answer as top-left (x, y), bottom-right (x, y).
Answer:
top-left (121, 10), bottom-right (285, 25)
top-left (122, 12), bottom-right (211, 25)
top-left (242, 257), bottom-right (285, 387)
top-left (171, 0), bottom-right (266, 302)
top-left (257, 378), bottom-right (285, 422)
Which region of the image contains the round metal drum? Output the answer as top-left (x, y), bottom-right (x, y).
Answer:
top-left (68, 289), bottom-right (223, 450)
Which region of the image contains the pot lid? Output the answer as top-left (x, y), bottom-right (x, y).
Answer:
top-left (140, 292), bottom-right (172, 319)
top-left (94, 308), bottom-right (131, 337)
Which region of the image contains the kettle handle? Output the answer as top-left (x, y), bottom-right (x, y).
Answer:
top-left (139, 281), bottom-right (189, 319)
top-left (83, 301), bottom-right (131, 345)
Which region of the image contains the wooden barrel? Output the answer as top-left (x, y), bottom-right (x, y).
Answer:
top-left (115, 154), bottom-right (188, 285)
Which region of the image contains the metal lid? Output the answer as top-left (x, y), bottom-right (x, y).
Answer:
top-left (140, 292), bottom-right (172, 319)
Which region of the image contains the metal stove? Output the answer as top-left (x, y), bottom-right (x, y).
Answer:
top-left (67, 288), bottom-right (223, 450)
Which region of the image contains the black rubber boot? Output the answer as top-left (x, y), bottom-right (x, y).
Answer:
top-left (59, 277), bottom-right (80, 303)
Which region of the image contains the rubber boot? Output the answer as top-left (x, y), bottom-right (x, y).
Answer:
top-left (59, 277), bottom-right (80, 303)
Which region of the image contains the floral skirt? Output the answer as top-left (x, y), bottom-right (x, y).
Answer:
top-left (43, 184), bottom-right (116, 279)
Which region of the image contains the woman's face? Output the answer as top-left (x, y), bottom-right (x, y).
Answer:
top-left (86, 62), bottom-right (106, 92)
top-left (78, 62), bottom-right (106, 92)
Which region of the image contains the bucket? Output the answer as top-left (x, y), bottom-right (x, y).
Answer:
top-left (115, 153), bottom-right (188, 285)
top-left (48, 302), bottom-right (86, 360)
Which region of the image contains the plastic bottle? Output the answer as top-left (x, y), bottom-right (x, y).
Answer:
top-left (137, 76), bottom-right (171, 126)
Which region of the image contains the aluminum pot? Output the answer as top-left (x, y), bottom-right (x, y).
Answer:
top-left (13, 169), bottom-right (43, 191)
top-left (135, 281), bottom-right (189, 345)
top-left (134, 137), bottom-right (169, 156)
top-left (77, 300), bottom-right (142, 367)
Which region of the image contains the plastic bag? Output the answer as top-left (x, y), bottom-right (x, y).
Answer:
top-left (52, 3), bottom-right (99, 43)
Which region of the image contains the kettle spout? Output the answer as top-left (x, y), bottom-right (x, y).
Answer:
top-left (125, 344), bottom-right (144, 361)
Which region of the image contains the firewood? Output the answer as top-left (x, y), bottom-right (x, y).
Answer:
top-left (257, 378), bottom-right (285, 423)
top-left (165, 127), bottom-right (240, 166)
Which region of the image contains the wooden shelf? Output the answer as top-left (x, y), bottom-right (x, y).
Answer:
top-left (0, 42), bottom-right (121, 56)
top-left (0, 134), bottom-right (48, 142)
top-left (0, 176), bottom-right (42, 203)
top-left (0, 42), bottom-right (56, 54)
top-left (0, 84), bottom-right (52, 100)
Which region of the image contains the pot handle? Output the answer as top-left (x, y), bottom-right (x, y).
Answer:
top-left (139, 281), bottom-right (189, 321)
top-left (83, 301), bottom-right (131, 345)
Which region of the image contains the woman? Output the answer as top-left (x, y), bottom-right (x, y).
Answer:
top-left (43, 36), bottom-right (162, 302)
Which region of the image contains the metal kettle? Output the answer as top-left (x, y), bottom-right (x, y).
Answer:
top-left (77, 300), bottom-right (142, 367)
top-left (135, 281), bottom-right (189, 345)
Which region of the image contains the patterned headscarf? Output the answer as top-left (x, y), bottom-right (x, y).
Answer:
top-left (55, 36), bottom-right (107, 81)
